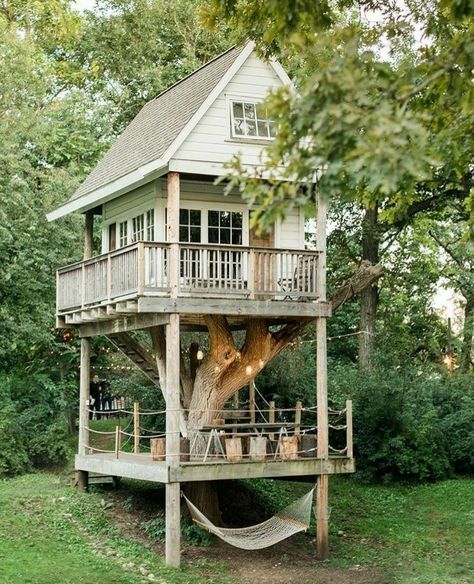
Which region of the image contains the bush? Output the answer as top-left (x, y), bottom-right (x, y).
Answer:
top-left (330, 364), bottom-right (473, 482)
top-left (0, 372), bottom-right (70, 476)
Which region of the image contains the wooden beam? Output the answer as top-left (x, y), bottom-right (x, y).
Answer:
top-left (78, 338), bottom-right (90, 456)
top-left (79, 313), bottom-right (169, 338)
top-left (75, 452), bottom-right (355, 484)
top-left (316, 191), bottom-right (329, 561)
top-left (84, 210), bottom-right (93, 260)
top-left (165, 312), bottom-right (181, 567)
top-left (138, 297), bottom-right (331, 318)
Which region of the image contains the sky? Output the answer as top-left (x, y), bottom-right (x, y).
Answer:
top-left (74, 0), bottom-right (95, 11)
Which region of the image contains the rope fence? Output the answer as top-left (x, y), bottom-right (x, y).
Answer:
top-left (84, 398), bottom-right (353, 463)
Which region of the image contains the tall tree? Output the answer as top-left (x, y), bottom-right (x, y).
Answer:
top-left (203, 0), bottom-right (473, 366)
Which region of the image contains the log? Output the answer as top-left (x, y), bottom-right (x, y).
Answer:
top-left (150, 437), bottom-right (190, 462)
top-left (280, 436), bottom-right (299, 460)
top-left (151, 438), bottom-right (166, 461)
top-left (249, 437), bottom-right (267, 462)
top-left (225, 437), bottom-right (243, 462)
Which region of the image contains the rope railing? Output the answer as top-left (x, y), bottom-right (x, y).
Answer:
top-left (84, 398), bottom-right (353, 462)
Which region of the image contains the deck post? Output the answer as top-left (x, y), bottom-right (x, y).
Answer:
top-left (78, 337), bottom-right (90, 458)
top-left (165, 171), bottom-right (181, 567)
top-left (316, 191), bottom-right (329, 560)
top-left (84, 210), bottom-right (93, 260)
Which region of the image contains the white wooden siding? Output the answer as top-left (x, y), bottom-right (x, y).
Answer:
top-left (101, 178), bottom-right (304, 253)
top-left (278, 207), bottom-right (305, 250)
top-left (171, 54), bottom-right (283, 168)
top-left (103, 183), bottom-right (155, 223)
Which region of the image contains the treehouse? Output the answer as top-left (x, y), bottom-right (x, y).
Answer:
top-left (48, 42), bottom-right (354, 566)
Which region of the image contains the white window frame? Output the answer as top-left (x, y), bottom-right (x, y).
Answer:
top-left (227, 95), bottom-right (276, 143)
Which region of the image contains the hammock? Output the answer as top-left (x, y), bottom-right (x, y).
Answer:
top-left (183, 488), bottom-right (314, 550)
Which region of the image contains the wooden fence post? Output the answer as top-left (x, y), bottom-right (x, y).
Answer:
top-left (249, 380), bottom-right (256, 425)
top-left (295, 400), bottom-right (302, 437)
top-left (269, 400), bottom-right (275, 442)
top-left (134, 402), bottom-right (140, 454)
top-left (115, 425), bottom-right (121, 459)
top-left (346, 400), bottom-right (353, 458)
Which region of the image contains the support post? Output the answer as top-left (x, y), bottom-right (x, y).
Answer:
top-left (167, 172), bottom-right (180, 299)
top-left (84, 210), bottom-right (93, 260)
top-left (134, 402), bottom-right (140, 454)
top-left (77, 470), bottom-right (88, 492)
top-left (115, 424), bottom-right (121, 459)
top-left (78, 337), bottom-right (90, 456)
top-left (249, 380), bottom-right (256, 424)
top-left (316, 191), bottom-right (329, 560)
top-left (165, 171), bottom-right (181, 567)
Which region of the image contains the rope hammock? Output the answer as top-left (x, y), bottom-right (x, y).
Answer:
top-left (183, 488), bottom-right (314, 550)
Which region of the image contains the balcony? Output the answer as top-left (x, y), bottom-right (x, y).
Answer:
top-left (57, 242), bottom-right (330, 328)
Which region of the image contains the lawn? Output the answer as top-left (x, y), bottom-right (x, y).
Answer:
top-left (0, 471), bottom-right (472, 584)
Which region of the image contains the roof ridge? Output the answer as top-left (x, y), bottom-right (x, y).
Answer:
top-left (150, 44), bottom-right (240, 103)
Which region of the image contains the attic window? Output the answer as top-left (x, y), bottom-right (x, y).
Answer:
top-left (230, 100), bottom-right (276, 140)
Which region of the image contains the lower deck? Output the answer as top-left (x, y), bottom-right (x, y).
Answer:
top-left (75, 452), bottom-right (355, 483)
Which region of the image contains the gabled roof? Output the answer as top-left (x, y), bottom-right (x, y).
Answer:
top-left (47, 42), bottom-right (292, 221)
top-left (72, 45), bottom-right (245, 202)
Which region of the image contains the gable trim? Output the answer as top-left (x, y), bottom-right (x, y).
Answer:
top-left (47, 162), bottom-right (167, 221)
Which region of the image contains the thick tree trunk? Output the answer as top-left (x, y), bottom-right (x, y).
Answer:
top-left (461, 297), bottom-right (473, 372)
top-left (358, 205), bottom-right (380, 369)
top-left (148, 262), bottom-right (384, 525)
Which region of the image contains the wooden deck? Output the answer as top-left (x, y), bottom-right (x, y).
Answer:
top-left (56, 242), bottom-right (328, 326)
top-left (75, 452), bottom-right (355, 483)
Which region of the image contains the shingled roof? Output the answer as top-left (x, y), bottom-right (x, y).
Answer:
top-left (71, 45), bottom-right (245, 202)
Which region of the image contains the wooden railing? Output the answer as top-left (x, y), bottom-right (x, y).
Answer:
top-left (57, 242), bottom-right (320, 312)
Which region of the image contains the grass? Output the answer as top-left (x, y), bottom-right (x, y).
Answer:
top-left (0, 471), bottom-right (472, 584)
top-left (0, 473), bottom-right (234, 584)
top-left (328, 476), bottom-right (474, 583)
top-left (258, 475), bottom-right (474, 583)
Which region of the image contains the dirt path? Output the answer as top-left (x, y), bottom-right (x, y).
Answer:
top-left (104, 488), bottom-right (382, 584)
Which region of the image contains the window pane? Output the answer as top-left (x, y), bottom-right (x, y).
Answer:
top-left (255, 102), bottom-right (267, 119)
top-left (190, 210), bottom-right (201, 225)
top-left (190, 227), bottom-right (201, 242)
top-left (220, 229), bottom-right (230, 244)
top-left (209, 227), bottom-right (219, 244)
top-left (232, 230), bottom-right (242, 245)
top-left (246, 120), bottom-right (257, 136)
top-left (244, 102), bottom-right (256, 119)
top-left (231, 212), bottom-right (242, 228)
top-left (179, 209), bottom-right (189, 224)
top-left (233, 118), bottom-right (245, 135)
top-left (146, 209), bottom-right (154, 240)
top-left (233, 102), bottom-right (244, 118)
top-left (208, 210), bottom-right (219, 227)
top-left (179, 226), bottom-right (189, 242)
top-left (220, 211), bottom-right (231, 228)
top-left (257, 120), bottom-right (269, 137)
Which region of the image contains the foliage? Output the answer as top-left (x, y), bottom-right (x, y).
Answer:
top-left (0, 371), bottom-right (72, 477)
top-left (208, 0), bottom-right (473, 230)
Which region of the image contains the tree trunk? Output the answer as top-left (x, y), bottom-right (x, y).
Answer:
top-left (147, 262), bottom-right (384, 525)
top-left (461, 296), bottom-right (473, 372)
top-left (358, 205), bottom-right (380, 369)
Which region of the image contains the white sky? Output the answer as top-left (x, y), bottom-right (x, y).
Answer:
top-left (73, 0), bottom-right (95, 12)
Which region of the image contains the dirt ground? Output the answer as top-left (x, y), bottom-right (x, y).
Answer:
top-left (105, 487), bottom-right (381, 584)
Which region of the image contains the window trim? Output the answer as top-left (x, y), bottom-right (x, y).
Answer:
top-left (227, 95), bottom-right (275, 143)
